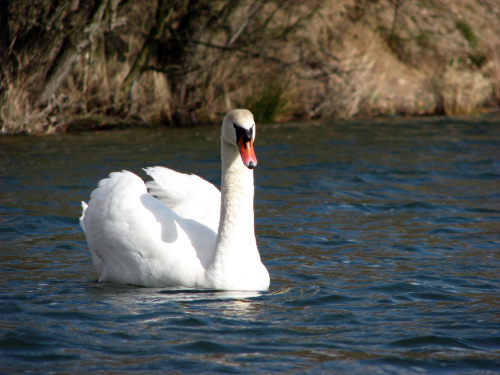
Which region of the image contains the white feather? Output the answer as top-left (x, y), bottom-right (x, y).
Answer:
top-left (144, 167), bottom-right (221, 232)
top-left (80, 109), bottom-right (270, 291)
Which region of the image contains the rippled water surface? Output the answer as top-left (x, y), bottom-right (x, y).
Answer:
top-left (1, 116), bottom-right (500, 374)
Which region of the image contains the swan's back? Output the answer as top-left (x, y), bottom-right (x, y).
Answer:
top-left (80, 169), bottom-right (219, 287)
top-left (144, 167), bottom-right (221, 232)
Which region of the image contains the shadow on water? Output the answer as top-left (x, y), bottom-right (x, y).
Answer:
top-left (1, 116), bottom-right (499, 373)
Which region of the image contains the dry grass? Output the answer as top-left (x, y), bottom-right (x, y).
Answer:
top-left (0, 65), bottom-right (55, 134)
top-left (483, 51), bottom-right (500, 107)
top-left (436, 63), bottom-right (492, 115)
top-left (1, 0), bottom-right (499, 134)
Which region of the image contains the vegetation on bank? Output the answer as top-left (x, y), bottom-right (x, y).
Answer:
top-left (0, 0), bottom-right (499, 134)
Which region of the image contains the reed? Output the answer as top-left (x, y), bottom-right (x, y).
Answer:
top-left (0, 63), bottom-right (52, 134)
top-left (1, 0), bottom-right (499, 134)
top-left (436, 63), bottom-right (492, 115)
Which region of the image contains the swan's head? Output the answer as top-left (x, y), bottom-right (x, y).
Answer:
top-left (222, 109), bottom-right (257, 169)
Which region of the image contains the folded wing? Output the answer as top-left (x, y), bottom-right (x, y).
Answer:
top-left (144, 167), bottom-right (221, 232)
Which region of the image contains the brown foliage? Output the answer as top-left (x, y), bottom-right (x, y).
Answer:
top-left (0, 0), bottom-right (499, 134)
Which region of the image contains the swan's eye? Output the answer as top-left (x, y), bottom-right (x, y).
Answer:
top-left (234, 124), bottom-right (253, 143)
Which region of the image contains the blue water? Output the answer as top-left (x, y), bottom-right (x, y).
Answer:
top-left (1, 116), bottom-right (499, 374)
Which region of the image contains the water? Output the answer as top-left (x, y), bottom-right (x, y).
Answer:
top-left (1, 116), bottom-right (499, 374)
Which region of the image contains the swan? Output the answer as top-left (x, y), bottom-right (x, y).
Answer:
top-left (80, 109), bottom-right (270, 291)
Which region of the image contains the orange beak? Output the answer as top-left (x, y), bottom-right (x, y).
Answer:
top-left (238, 137), bottom-right (257, 169)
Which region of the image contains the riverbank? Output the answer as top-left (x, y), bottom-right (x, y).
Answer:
top-left (1, 0), bottom-right (499, 134)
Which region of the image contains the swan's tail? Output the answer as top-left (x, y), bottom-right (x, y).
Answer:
top-left (79, 201), bottom-right (88, 232)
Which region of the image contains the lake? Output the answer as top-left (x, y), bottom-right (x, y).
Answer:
top-left (1, 115), bottom-right (499, 374)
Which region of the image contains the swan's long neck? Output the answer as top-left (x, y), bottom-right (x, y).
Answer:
top-left (212, 139), bottom-right (258, 267)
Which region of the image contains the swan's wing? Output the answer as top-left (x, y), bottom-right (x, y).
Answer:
top-left (81, 170), bottom-right (216, 287)
top-left (144, 166), bottom-right (221, 232)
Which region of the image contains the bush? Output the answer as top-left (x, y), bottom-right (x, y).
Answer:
top-left (435, 63), bottom-right (491, 115)
top-left (455, 20), bottom-right (478, 48)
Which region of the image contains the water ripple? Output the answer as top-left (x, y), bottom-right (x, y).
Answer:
top-left (1, 119), bottom-right (499, 373)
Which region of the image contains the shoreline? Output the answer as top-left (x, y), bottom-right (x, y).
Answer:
top-left (2, 108), bottom-right (499, 136)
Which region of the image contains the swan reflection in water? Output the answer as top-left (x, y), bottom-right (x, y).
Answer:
top-left (86, 283), bottom-right (266, 322)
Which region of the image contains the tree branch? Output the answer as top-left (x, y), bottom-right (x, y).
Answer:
top-left (37, 0), bottom-right (109, 106)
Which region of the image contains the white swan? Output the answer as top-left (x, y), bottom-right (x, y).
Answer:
top-left (80, 109), bottom-right (270, 291)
